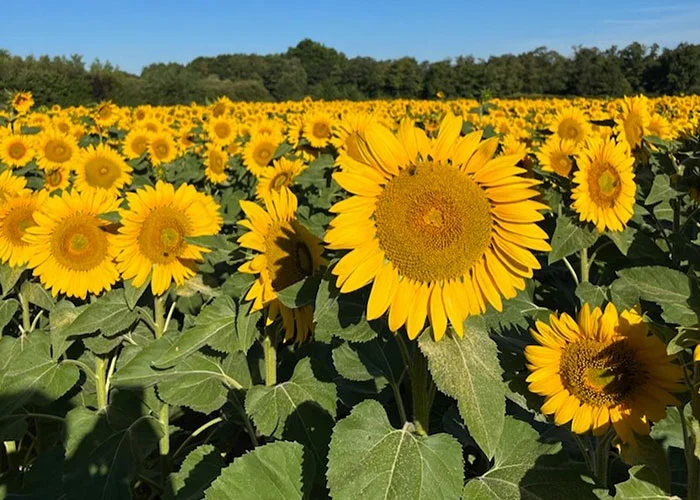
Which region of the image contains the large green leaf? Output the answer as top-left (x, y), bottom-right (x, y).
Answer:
top-left (166, 444), bottom-right (224, 500)
top-left (0, 298), bottom-right (19, 332)
top-left (614, 466), bottom-right (670, 499)
top-left (66, 289), bottom-right (138, 336)
top-left (548, 215), bottom-right (599, 264)
top-left (327, 399), bottom-right (464, 500)
top-left (205, 441), bottom-right (308, 500)
top-left (645, 174), bottom-right (674, 205)
top-left (462, 417), bottom-right (596, 499)
top-left (419, 318), bottom-right (505, 459)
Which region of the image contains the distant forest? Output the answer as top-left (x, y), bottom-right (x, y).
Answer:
top-left (1, 39), bottom-right (700, 106)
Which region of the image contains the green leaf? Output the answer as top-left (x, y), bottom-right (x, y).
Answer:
top-left (419, 319), bottom-right (504, 459)
top-left (332, 335), bottom-right (402, 389)
top-left (548, 215), bottom-right (599, 264)
top-left (462, 417), bottom-right (596, 499)
top-left (204, 441), bottom-right (308, 500)
top-left (124, 279), bottom-right (149, 310)
top-left (97, 211), bottom-right (121, 223)
top-left (615, 266), bottom-right (699, 326)
top-left (66, 289), bottom-right (138, 336)
top-left (220, 272), bottom-right (255, 300)
top-left (614, 465), bottom-right (670, 499)
top-left (111, 334), bottom-right (175, 388)
top-left (327, 399), bottom-right (464, 500)
top-left (575, 282), bottom-right (609, 309)
top-left (645, 174), bottom-right (674, 205)
top-left (165, 444), bottom-right (224, 500)
top-left (483, 284), bottom-right (551, 334)
top-left (313, 269), bottom-right (375, 343)
top-left (20, 281), bottom-right (55, 310)
top-left (606, 226), bottom-right (636, 255)
top-left (0, 264), bottom-right (24, 297)
top-left (0, 298), bottom-right (18, 332)
top-left (276, 274), bottom-right (321, 309)
top-left (617, 435), bottom-right (671, 494)
top-left (245, 358), bottom-right (336, 469)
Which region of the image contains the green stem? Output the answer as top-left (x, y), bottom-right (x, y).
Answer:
top-left (390, 381), bottom-right (408, 426)
top-left (18, 292), bottom-right (30, 333)
top-left (263, 329), bottom-right (278, 387)
top-left (593, 430), bottom-right (614, 489)
top-left (173, 416), bottom-right (223, 459)
top-left (570, 432), bottom-right (593, 475)
top-left (410, 348), bottom-right (431, 436)
top-left (154, 295), bottom-right (166, 339)
top-left (158, 405), bottom-right (170, 477)
top-left (580, 247), bottom-right (590, 284)
top-left (95, 356), bottom-right (108, 411)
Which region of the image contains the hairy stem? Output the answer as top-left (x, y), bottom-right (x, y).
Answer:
top-left (95, 356), bottom-right (108, 411)
top-left (263, 329), bottom-right (278, 387)
top-left (580, 247), bottom-right (590, 284)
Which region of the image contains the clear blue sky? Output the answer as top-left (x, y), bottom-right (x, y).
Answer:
top-left (2, 0), bottom-right (699, 75)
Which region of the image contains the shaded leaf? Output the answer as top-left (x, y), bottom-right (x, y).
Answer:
top-left (548, 215), bottom-right (599, 264)
top-left (166, 444), bottom-right (224, 500)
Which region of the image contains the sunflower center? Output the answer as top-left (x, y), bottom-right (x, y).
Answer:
top-left (558, 118), bottom-right (582, 142)
top-left (85, 159), bottom-right (120, 189)
top-left (9, 143), bottom-right (26, 159)
top-left (46, 140), bottom-right (71, 163)
top-left (131, 137), bottom-right (148, 155)
top-left (559, 339), bottom-right (648, 407)
top-left (154, 142), bottom-right (168, 158)
top-left (271, 172), bottom-right (291, 190)
top-left (264, 220), bottom-right (315, 291)
top-left (551, 152), bottom-right (572, 177)
top-left (254, 144), bottom-right (274, 165)
top-left (51, 215), bottom-right (109, 271)
top-left (313, 122), bottom-right (330, 139)
top-left (589, 162), bottom-right (621, 207)
top-left (3, 206), bottom-right (36, 245)
top-left (137, 207), bottom-right (191, 264)
top-left (374, 162), bottom-right (493, 282)
top-left (46, 169), bottom-right (65, 188)
top-left (210, 153), bottom-right (225, 173)
top-left (214, 123), bottom-right (231, 139)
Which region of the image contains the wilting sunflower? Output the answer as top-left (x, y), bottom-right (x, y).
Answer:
top-left (148, 132), bottom-right (178, 166)
top-left (0, 190), bottom-right (48, 267)
top-left (24, 189), bottom-right (121, 299)
top-left (255, 157), bottom-right (306, 201)
top-left (243, 133), bottom-right (279, 176)
top-left (303, 112), bottom-right (333, 149)
top-left (616, 96), bottom-right (650, 153)
top-left (325, 114), bottom-right (550, 341)
top-left (525, 304), bottom-right (684, 444)
top-left (536, 137), bottom-right (578, 177)
top-left (0, 169), bottom-right (28, 201)
top-left (115, 181), bottom-right (223, 296)
top-left (204, 145), bottom-right (229, 184)
top-left (0, 134), bottom-right (34, 168)
top-left (74, 143), bottom-right (132, 194)
top-left (549, 107), bottom-right (591, 144)
top-left (238, 190), bottom-right (325, 343)
top-left (11, 91), bottom-right (34, 114)
top-left (123, 128), bottom-right (151, 159)
top-left (42, 167), bottom-right (71, 193)
top-left (35, 129), bottom-right (78, 171)
top-left (572, 137), bottom-right (635, 232)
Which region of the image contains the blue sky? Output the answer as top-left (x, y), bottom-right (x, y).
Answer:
top-left (1, 0), bottom-right (699, 75)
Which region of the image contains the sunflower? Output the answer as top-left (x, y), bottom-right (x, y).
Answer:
top-left (74, 144), bottom-right (132, 194)
top-left (243, 133), bottom-right (279, 176)
top-left (11, 91), bottom-right (34, 114)
top-left (114, 181), bottom-right (223, 296)
top-left (0, 134), bottom-right (34, 168)
top-left (238, 190), bottom-right (325, 343)
top-left (123, 128), bottom-right (151, 159)
top-left (24, 189), bottom-right (121, 299)
top-left (255, 157), bottom-right (306, 201)
top-left (549, 107), bottom-right (591, 144)
top-left (207, 117), bottom-right (237, 145)
top-left (35, 129), bottom-right (78, 171)
top-left (0, 169), bottom-right (28, 201)
top-left (204, 145), bottom-right (229, 184)
top-left (148, 132), bottom-right (178, 166)
top-left (325, 114), bottom-right (550, 341)
top-left (42, 167), bottom-right (71, 193)
top-left (0, 190), bottom-right (49, 267)
top-left (647, 113), bottom-right (672, 141)
top-left (525, 304), bottom-right (684, 444)
top-left (94, 102), bottom-right (119, 128)
top-left (303, 112), bottom-right (333, 149)
top-left (536, 137), bottom-right (578, 177)
top-left (572, 137), bottom-right (635, 232)
top-left (616, 96), bottom-right (650, 153)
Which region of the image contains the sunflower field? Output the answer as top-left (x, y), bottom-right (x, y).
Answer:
top-left (0, 91), bottom-right (699, 499)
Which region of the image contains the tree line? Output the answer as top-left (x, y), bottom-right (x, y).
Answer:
top-left (1, 39), bottom-right (699, 106)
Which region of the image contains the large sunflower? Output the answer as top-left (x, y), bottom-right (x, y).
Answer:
top-left (255, 157), bottom-right (306, 201)
top-left (549, 107), bottom-right (591, 144)
top-left (525, 304), bottom-right (684, 444)
top-left (616, 96), bottom-right (650, 153)
top-left (24, 189), bottom-right (121, 299)
top-left (572, 137), bottom-right (635, 232)
top-left (35, 129), bottom-right (78, 171)
top-left (0, 190), bottom-right (48, 267)
top-left (243, 133), bottom-right (279, 176)
top-left (325, 114), bottom-right (550, 341)
top-left (74, 143), bottom-right (132, 194)
top-left (115, 181), bottom-right (223, 296)
top-left (0, 134), bottom-right (34, 168)
top-left (238, 190), bottom-right (326, 343)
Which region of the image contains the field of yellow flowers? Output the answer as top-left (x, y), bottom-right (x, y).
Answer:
top-left (0, 92), bottom-right (699, 499)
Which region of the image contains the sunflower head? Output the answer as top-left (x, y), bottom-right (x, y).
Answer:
top-left (572, 137), bottom-right (636, 232)
top-left (0, 169), bottom-right (28, 201)
top-left (536, 137), bottom-right (578, 177)
top-left (255, 157), bottom-right (306, 201)
top-left (616, 96), bottom-right (650, 152)
top-left (0, 189), bottom-right (48, 267)
top-left (11, 92), bottom-right (34, 114)
top-left (325, 114), bottom-right (550, 341)
top-left (74, 143), bottom-right (132, 194)
top-left (0, 134), bottom-right (34, 168)
top-left (243, 133), bottom-right (279, 176)
top-left (208, 117), bottom-right (236, 145)
top-left (550, 107), bottom-right (591, 144)
top-left (303, 112), bottom-right (333, 149)
top-left (237, 190), bottom-right (326, 343)
top-left (123, 128), bottom-right (151, 159)
top-left (35, 129), bottom-right (78, 171)
top-left (525, 303), bottom-right (684, 444)
top-left (148, 132), bottom-right (178, 166)
top-left (204, 145), bottom-right (229, 184)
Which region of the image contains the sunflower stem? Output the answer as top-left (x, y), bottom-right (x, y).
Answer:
top-left (580, 247), bottom-right (590, 284)
top-left (263, 329), bottom-right (278, 387)
top-left (154, 295), bottom-right (166, 339)
top-left (410, 348), bottom-right (431, 436)
top-left (18, 292), bottom-right (31, 333)
top-left (153, 294), bottom-right (170, 479)
top-left (593, 429), bottom-right (614, 489)
top-left (95, 355), bottom-right (108, 411)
